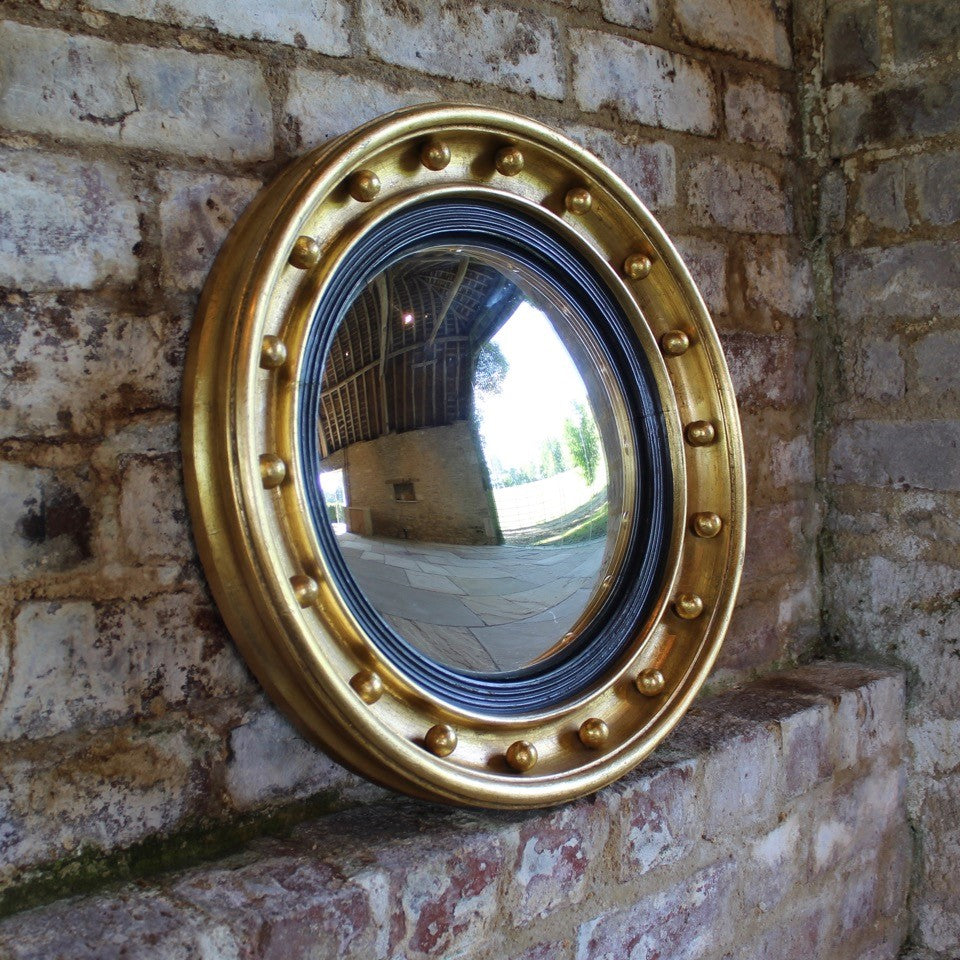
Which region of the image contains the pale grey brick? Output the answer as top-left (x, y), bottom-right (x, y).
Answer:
top-left (570, 30), bottom-right (717, 136)
top-left (687, 156), bottom-right (793, 234)
top-left (226, 704), bottom-right (379, 809)
top-left (829, 72), bottom-right (960, 156)
top-left (284, 67), bottom-right (439, 150)
top-left (673, 236), bottom-right (728, 315)
top-left (891, 0), bottom-right (960, 63)
top-left (0, 22), bottom-right (272, 161)
top-left (158, 171), bottom-right (261, 292)
top-left (914, 330), bottom-right (960, 396)
top-left (856, 160), bottom-right (909, 230)
top-left (118, 455), bottom-right (190, 563)
top-left (0, 150), bottom-right (139, 290)
top-left (724, 76), bottom-right (793, 154)
top-left (0, 889), bottom-right (238, 960)
top-left (0, 463), bottom-right (93, 584)
top-left (0, 724), bottom-right (209, 887)
top-left (600, 0), bottom-right (658, 31)
top-left (0, 298), bottom-right (181, 436)
top-left (835, 242), bottom-right (960, 321)
top-left (87, 0), bottom-right (351, 56)
top-left (0, 602), bottom-right (123, 740)
top-left (743, 238), bottom-right (814, 318)
top-left (674, 0), bottom-right (792, 67)
top-left (360, 0), bottom-right (565, 100)
top-left (912, 150), bottom-right (960, 226)
top-left (568, 126), bottom-right (676, 210)
top-left (829, 420), bottom-right (960, 491)
top-left (847, 336), bottom-right (905, 401)
top-left (824, 0), bottom-right (880, 82)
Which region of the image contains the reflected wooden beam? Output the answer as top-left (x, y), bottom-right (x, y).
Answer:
top-left (426, 257), bottom-right (469, 347)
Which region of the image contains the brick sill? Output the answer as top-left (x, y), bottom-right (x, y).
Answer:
top-left (0, 663), bottom-right (910, 960)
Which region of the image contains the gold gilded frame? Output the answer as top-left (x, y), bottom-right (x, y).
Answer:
top-left (183, 104), bottom-right (745, 808)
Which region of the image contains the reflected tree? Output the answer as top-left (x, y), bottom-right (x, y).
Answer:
top-left (563, 402), bottom-right (601, 485)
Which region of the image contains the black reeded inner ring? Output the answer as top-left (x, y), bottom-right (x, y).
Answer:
top-left (298, 199), bottom-right (672, 714)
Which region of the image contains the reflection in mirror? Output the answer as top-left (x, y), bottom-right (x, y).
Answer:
top-left (317, 246), bottom-right (626, 675)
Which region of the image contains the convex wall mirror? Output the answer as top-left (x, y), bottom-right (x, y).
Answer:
top-left (184, 105), bottom-right (746, 809)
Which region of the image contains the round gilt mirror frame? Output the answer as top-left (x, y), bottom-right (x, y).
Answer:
top-left (183, 104), bottom-right (746, 809)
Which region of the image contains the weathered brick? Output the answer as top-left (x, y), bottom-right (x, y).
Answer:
top-left (743, 499), bottom-right (816, 594)
top-left (0, 22), bottom-right (272, 161)
top-left (0, 150), bottom-right (139, 291)
top-left (0, 590), bottom-right (248, 742)
top-left (891, 0), bottom-right (960, 63)
top-left (172, 852), bottom-right (386, 960)
top-left (118, 454), bottom-right (191, 562)
top-left (830, 420), bottom-right (960, 491)
top-left (615, 758), bottom-right (700, 876)
top-left (844, 335), bottom-right (905, 402)
top-left (855, 159), bottom-right (909, 231)
top-left (569, 126), bottom-right (676, 210)
top-left (570, 30), bottom-right (718, 135)
top-left (226, 704), bottom-right (380, 810)
top-left (600, 0), bottom-right (657, 31)
top-left (0, 462), bottom-right (93, 584)
top-left (0, 602), bottom-right (110, 741)
top-left (734, 908), bottom-right (831, 960)
top-left (673, 236), bottom-right (728, 315)
top-left (779, 701), bottom-right (833, 797)
top-left (824, 0), bottom-right (880, 82)
top-left (284, 67), bottom-right (439, 151)
top-left (87, 0), bottom-right (351, 55)
top-left (674, 0), bottom-right (791, 67)
top-left (834, 242), bottom-right (960, 321)
top-left (742, 238), bottom-right (814, 319)
top-left (503, 941), bottom-right (575, 960)
top-left (508, 797), bottom-right (610, 925)
top-left (717, 594), bottom-right (787, 671)
top-left (361, 0), bottom-right (565, 100)
top-left (0, 722), bottom-right (208, 885)
top-left (828, 71), bottom-right (960, 155)
top-left (700, 724), bottom-right (782, 837)
top-left (687, 156), bottom-right (793, 234)
top-left (740, 813), bottom-right (804, 912)
top-left (0, 888), bottom-right (238, 960)
top-left (769, 434), bottom-right (815, 488)
top-left (912, 149), bottom-right (960, 226)
top-left (158, 171), bottom-right (260, 292)
top-left (826, 558), bottom-right (960, 714)
top-left (812, 767), bottom-right (904, 874)
top-left (374, 818), bottom-right (517, 960)
top-left (724, 76), bottom-right (793, 154)
top-left (576, 860), bottom-right (737, 960)
top-left (722, 332), bottom-right (810, 409)
top-left (914, 329), bottom-right (960, 396)
top-left (0, 297), bottom-right (182, 436)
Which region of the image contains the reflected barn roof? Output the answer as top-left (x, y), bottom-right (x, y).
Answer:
top-left (318, 253), bottom-right (522, 457)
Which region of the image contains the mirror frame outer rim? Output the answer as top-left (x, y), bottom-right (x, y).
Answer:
top-left (182, 103), bottom-right (746, 809)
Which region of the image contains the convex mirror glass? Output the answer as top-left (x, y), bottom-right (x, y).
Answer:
top-left (317, 245), bottom-right (625, 675)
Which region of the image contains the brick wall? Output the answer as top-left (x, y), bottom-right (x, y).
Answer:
top-left (340, 422), bottom-right (496, 543)
top-left (13, 0), bottom-right (948, 952)
top-left (0, 665), bottom-right (914, 960)
top-left (794, 0), bottom-right (960, 955)
top-left (0, 0), bottom-right (819, 909)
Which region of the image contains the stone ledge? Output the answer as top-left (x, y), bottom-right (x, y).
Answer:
top-left (0, 662), bottom-right (909, 960)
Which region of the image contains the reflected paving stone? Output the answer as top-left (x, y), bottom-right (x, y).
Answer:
top-left (337, 534), bottom-right (606, 672)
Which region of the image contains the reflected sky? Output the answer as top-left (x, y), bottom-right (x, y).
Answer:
top-left (473, 301), bottom-right (591, 474)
